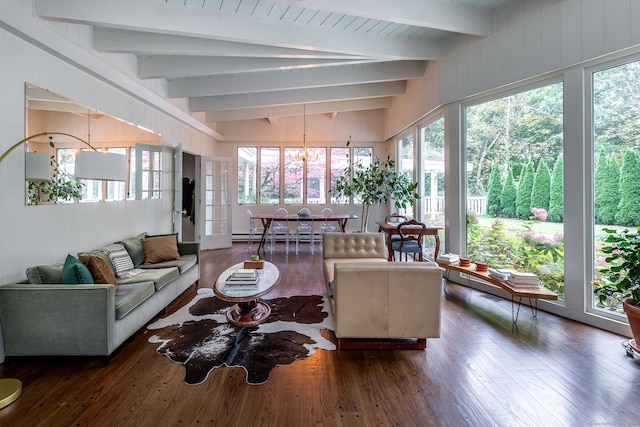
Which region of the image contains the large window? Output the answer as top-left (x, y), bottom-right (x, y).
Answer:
top-left (283, 148), bottom-right (303, 204)
top-left (306, 148), bottom-right (326, 204)
top-left (398, 134), bottom-right (414, 217)
top-left (330, 147), bottom-right (350, 204)
top-left (352, 147), bottom-right (373, 204)
top-left (592, 60), bottom-right (640, 314)
top-left (237, 147), bottom-right (257, 204)
top-left (259, 147), bottom-right (280, 204)
top-left (465, 82), bottom-right (565, 297)
top-left (420, 117), bottom-right (445, 256)
top-left (51, 147), bottom-right (129, 203)
top-left (106, 147), bottom-right (127, 200)
top-left (135, 144), bottom-right (162, 200)
top-left (239, 146), bottom-right (357, 205)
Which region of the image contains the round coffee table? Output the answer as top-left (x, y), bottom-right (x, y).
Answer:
top-left (214, 261), bottom-right (280, 327)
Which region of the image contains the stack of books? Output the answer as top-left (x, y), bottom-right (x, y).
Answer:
top-left (506, 271), bottom-right (540, 288)
top-left (437, 253), bottom-right (460, 265)
top-left (225, 268), bottom-right (259, 289)
top-left (488, 268), bottom-right (516, 281)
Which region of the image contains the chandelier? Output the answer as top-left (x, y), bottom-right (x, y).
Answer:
top-left (296, 104), bottom-right (318, 162)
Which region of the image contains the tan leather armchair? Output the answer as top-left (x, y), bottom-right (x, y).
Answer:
top-left (322, 232), bottom-right (443, 349)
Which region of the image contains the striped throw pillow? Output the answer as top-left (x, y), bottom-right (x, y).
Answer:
top-left (100, 243), bottom-right (142, 278)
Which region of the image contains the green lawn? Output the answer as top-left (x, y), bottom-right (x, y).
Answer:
top-left (476, 216), bottom-right (630, 240)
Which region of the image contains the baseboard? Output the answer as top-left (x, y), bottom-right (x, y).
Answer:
top-left (338, 338), bottom-right (426, 350)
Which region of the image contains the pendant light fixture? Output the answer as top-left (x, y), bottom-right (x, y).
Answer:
top-left (296, 104), bottom-right (318, 163)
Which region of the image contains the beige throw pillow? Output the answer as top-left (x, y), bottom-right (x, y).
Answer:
top-left (142, 235), bottom-right (181, 264)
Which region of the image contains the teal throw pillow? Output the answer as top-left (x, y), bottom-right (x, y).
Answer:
top-left (61, 254), bottom-right (94, 284)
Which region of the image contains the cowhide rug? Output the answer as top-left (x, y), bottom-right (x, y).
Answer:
top-left (147, 289), bottom-right (336, 385)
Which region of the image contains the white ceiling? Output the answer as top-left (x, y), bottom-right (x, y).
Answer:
top-left (32, 0), bottom-right (512, 128)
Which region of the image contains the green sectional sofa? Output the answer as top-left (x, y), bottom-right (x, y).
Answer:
top-left (0, 232), bottom-right (199, 363)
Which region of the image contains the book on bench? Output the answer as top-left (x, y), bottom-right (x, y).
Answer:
top-left (507, 271), bottom-right (540, 287)
top-left (437, 253), bottom-right (460, 264)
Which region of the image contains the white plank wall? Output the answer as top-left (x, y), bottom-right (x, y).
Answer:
top-left (0, 1), bottom-right (217, 285)
top-left (442, 0), bottom-right (640, 104)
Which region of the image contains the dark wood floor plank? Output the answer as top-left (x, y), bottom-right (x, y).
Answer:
top-left (1, 242), bottom-right (639, 427)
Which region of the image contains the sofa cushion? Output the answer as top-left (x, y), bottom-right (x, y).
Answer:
top-left (139, 254), bottom-right (197, 274)
top-left (26, 263), bottom-right (64, 284)
top-left (100, 243), bottom-right (142, 278)
top-left (323, 258), bottom-right (387, 283)
top-left (115, 281), bottom-right (155, 320)
top-left (61, 254), bottom-right (94, 284)
top-left (120, 232), bottom-right (148, 267)
top-left (116, 267), bottom-right (179, 291)
top-left (79, 255), bottom-right (117, 289)
top-left (322, 232), bottom-right (387, 260)
top-left (142, 234), bottom-right (181, 264)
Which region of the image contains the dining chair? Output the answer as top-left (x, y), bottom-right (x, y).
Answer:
top-left (383, 213), bottom-right (408, 244)
top-left (295, 208), bottom-right (314, 255)
top-left (246, 209), bottom-right (264, 252)
top-left (391, 219), bottom-right (426, 261)
top-left (319, 207), bottom-right (341, 234)
top-left (269, 207), bottom-right (290, 254)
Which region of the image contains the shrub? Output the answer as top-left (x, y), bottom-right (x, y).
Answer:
top-left (531, 160), bottom-right (551, 211)
top-left (548, 156), bottom-right (564, 222)
top-left (516, 162), bottom-right (534, 219)
top-left (500, 167), bottom-right (517, 217)
top-left (486, 162), bottom-right (502, 217)
top-left (615, 150), bottom-right (640, 226)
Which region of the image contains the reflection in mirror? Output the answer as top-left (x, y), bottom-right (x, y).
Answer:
top-left (25, 84), bottom-right (162, 205)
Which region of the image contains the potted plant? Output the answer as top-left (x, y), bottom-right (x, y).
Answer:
top-left (331, 145), bottom-right (419, 232)
top-left (593, 227), bottom-right (640, 354)
top-left (27, 138), bottom-right (85, 204)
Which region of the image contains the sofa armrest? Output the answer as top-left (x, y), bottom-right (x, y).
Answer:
top-left (0, 283), bottom-right (116, 356)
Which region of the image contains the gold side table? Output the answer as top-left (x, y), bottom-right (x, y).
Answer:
top-left (0, 378), bottom-right (22, 409)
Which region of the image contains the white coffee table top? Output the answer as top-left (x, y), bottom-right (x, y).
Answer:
top-left (214, 261), bottom-right (280, 302)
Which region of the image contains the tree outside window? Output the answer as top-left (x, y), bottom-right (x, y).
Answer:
top-left (593, 60), bottom-right (640, 313)
top-left (465, 82), bottom-right (565, 297)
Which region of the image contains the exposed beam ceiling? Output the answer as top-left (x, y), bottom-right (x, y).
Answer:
top-left (32, 0), bottom-right (509, 131)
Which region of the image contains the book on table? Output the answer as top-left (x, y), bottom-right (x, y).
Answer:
top-left (437, 253), bottom-right (460, 264)
top-left (232, 268), bottom-right (258, 278)
top-left (225, 268), bottom-right (260, 287)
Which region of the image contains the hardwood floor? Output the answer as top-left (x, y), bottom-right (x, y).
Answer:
top-left (1, 242), bottom-right (640, 427)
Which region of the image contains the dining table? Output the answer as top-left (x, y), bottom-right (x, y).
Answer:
top-left (376, 221), bottom-right (442, 261)
top-left (252, 212), bottom-right (358, 254)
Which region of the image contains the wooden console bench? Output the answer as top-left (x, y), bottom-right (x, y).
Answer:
top-left (437, 262), bottom-right (558, 324)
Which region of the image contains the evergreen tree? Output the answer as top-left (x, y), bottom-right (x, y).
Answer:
top-left (530, 160), bottom-right (551, 211)
top-left (615, 150), bottom-right (640, 226)
top-left (599, 155), bottom-right (620, 224)
top-left (500, 166), bottom-right (517, 217)
top-left (594, 148), bottom-right (608, 224)
top-left (486, 162), bottom-right (502, 216)
top-left (516, 161), bottom-right (534, 218)
top-left (548, 156), bottom-right (564, 222)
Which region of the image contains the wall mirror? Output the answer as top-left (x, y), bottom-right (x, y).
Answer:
top-left (24, 84), bottom-right (162, 205)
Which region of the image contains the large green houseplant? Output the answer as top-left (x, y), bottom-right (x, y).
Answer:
top-left (331, 148), bottom-right (419, 232)
top-left (27, 136), bottom-right (85, 205)
top-left (593, 227), bottom-right (640, 353)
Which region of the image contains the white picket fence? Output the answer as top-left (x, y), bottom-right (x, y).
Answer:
top-left (423, 196), bottom-right (487, 216)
